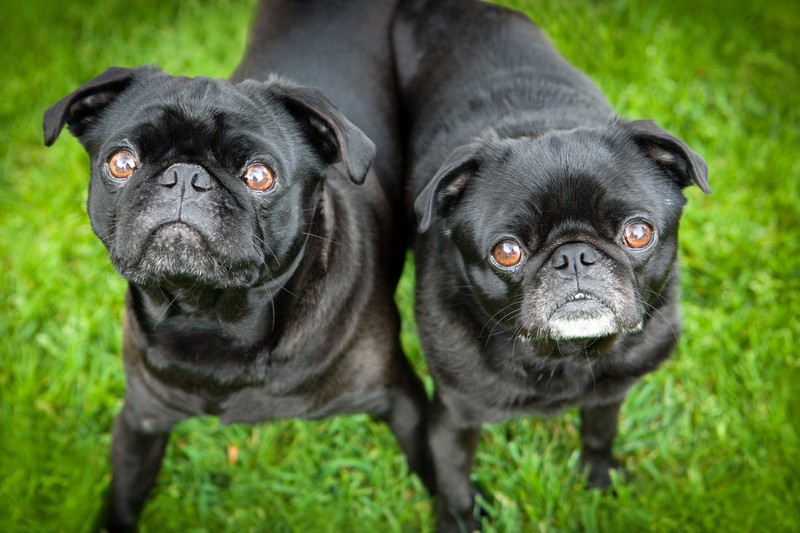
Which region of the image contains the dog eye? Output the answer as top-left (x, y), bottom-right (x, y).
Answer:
top-left (491, 239), bottom-right (524, 268)
top-left (623, 221), bottom-right (655, 249)
top-left (243, 164), bottom-right (275, 191)
top-left (108, 150), bottom-right (138, 179)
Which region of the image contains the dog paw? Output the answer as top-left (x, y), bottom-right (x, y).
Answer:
top-left (435, 483), bottom-right (487, 533)
top-left (582, 452), bottom-right (621, 490)
top-left (436, 511), bottom-right (482, 533)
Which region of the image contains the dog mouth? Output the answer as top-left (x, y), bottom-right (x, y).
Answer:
top-left (546, 292), bottom-right (618, 339)
top-left (565, 292), bottom-right (596, 303)
top-left (516, 291), bottom-right (625, 343)
top-left (114, 222), bottom-right (258, 288)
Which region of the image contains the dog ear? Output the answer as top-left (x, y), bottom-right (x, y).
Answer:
top-left (414, 142), bottom-right (482, 232)
top-left (43, 67), bottom-right (139, 147)
top-left (623, 119), bottom-right (711, 195)
top-left (266, 81), bottom-right (376, 185)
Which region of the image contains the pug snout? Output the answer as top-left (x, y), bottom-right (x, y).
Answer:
top-left (159, 163), bottom-right (213, 192)
top-left (551, 242), bottom-right (599, 275)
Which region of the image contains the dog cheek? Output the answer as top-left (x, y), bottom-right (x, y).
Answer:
top-left (86, 173), bottom-right (120, 251)
top-left (635, 240), bottom-right (680, 308)
top-left (253, 204), bottom-right (303, 272)
top-left (466, 264), bottom-right (522, 324)
top-left (520, 277), bottom-right (556, 336)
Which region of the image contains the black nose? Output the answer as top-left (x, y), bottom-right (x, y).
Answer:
top-left (158, 163), bottom-right (212, 192)
top-left (551, 242), bottom-right (598, 274)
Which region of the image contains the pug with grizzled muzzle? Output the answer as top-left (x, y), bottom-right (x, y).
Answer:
top-left (393, 0), bottom-right (710, 531)
top-left (43, 0), bottom-right (432, 530)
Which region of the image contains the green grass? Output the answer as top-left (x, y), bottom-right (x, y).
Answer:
top-left (1, 0), bottom-right (798, 531)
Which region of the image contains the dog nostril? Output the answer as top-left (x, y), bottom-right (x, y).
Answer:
top-left (553, 254), bottom-right (569, 270)
top-left (158, 170), bottom-right (178, 188)
top-left (580, 252), bottom-right (596, 266)
top-left (191, 172), bottom-right (212, 192)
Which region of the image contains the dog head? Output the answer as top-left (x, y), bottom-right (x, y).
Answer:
top-left (415, 119), bottom-right (709, 346)
top-left (44, 67), bottom-right (374, 290)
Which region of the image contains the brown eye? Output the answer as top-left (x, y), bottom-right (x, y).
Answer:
top-left (243, 164), bottom-right (275, 191)
top-left (108, 150), bottom-right (137, 179)
top-left (491, 239), bottom-right (524, 268)
top-left (623, 221), bottom-right (655, 249)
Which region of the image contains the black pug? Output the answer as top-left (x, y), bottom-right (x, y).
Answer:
top-left (393, 0), bottom-right (710, 531)
top-left (43, 0), bottom-right (432, 530)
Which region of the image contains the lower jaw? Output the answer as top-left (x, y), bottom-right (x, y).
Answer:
top-left (547, 311), bottom-right (618, 340)
top-left (515, 334), bottom-right (620, 359)
top-left (117, 263), bottom-right (258, 290)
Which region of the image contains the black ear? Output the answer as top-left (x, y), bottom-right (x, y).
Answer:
top-left (623, 119), bottom-right (711, 195)
top-left (414, 142), bottom-right (483, 232)
top-left (43, 67), bottom-right (139, 147)
top-left (266, 80), bottom-right (375, 184)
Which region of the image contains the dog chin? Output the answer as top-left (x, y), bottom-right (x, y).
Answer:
top-left (114, 223), bottom-right (258, 289)
top-left (547, 310), bottom-right (618, 340)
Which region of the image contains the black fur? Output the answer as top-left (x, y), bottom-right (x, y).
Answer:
top-left (43, 1), bottom-right (432, 530)
top-left (393, 1), bottom-right (710, 531)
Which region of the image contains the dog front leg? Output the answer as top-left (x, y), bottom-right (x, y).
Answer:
top-left (579, 399), bottom-right (624, 489)
top-left (429, 393), bottom-right (482, 533)
top-left (383, 355), bottom-right (437, 494)
top-left (97, 402), bottom-right (172, 533)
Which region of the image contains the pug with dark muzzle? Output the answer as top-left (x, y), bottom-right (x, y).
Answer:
top-left (43, 0), bottom-right (432, 530)
top-left (393, 0), bottom-right (710, 531)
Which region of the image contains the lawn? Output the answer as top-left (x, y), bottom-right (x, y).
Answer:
top-left (1, 0), bottom-right (798, 532)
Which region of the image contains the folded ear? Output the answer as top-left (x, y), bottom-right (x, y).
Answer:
top-left (265, 80), bottom-right (375, 184)
top-left (414, 142), bottom-right (483, 232)
top-left (623, 119), bottom-right (711, 195)
top-left (43, 67), bottom-right (140, 147)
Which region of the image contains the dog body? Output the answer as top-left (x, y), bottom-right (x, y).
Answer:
top-left (44, 0), bottom-right (431, 530)
top-left (394, 0), bottom-right (709, 530)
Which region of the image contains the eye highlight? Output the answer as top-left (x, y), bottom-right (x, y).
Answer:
top-left (243, 163), bottom-right (275, 191)
top-left (108, 150), bottom-right (137, 179)
top-left (623, 221), bottom-right (655, 249)
top-left (490, 239), bottom-right (525, 268)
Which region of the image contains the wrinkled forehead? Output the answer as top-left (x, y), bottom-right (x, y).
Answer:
top-left (116, 76), bottom-right (260, 123)
top-left (463, 132), bottom-right (682, 234)
top-left (102, 77), bottom-right (294, 166)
